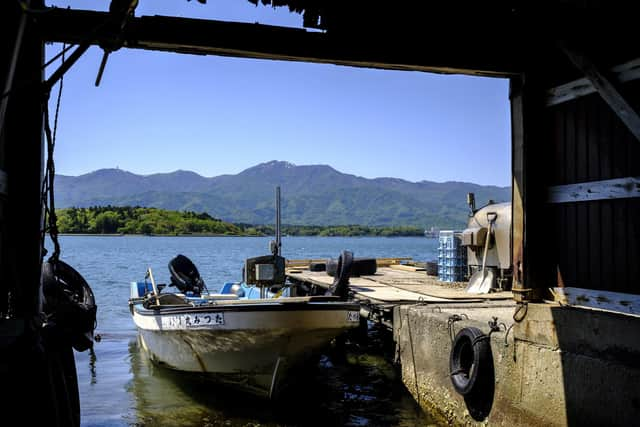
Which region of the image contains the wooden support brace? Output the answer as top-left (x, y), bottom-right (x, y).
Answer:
top-left (560, 42), bottom-right (640, 142)
top-left (547, 177), bottom-right (640, 203)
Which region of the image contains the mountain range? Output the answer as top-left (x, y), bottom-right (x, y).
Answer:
top-left (55, 161), bottom-right (510, 229)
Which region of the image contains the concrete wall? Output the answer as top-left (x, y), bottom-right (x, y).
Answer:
top-left (393, 302), bottom-right (640, 426)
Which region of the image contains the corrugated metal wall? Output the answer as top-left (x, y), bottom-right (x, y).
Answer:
top-left (546, 80), bottom-right (640, 294)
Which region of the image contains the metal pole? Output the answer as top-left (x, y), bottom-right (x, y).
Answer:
top-left (275, 186), bottom-right (281, 256)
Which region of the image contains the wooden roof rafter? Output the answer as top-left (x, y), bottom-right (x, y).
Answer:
top-left (35, 7), bottom-right (526, 77)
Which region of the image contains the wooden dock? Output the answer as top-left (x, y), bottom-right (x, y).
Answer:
top-left (286, 258), bottom-right (513, 328)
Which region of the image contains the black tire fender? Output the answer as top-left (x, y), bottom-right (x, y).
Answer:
top-left (309, 262), bottom-right (326, 272)
top-left (325, 250), bottom-right (354, 300)
top-left (326, 258), bottom-right (338, 276)
top-left (326, 257), bottom-right (376, 277)
top-left (449, 326), bottom-right (491, 395)
top-left (42, 259), bottom-right (97, 352)
top-left (352, 258), bottom-right (377, 276)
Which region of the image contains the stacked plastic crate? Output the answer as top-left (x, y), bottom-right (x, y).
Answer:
top-left (437, 230), bottom-right (467, 282)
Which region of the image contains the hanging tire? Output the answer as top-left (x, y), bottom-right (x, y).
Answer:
top-left (326, 258), bottom-right (339, 276)
top-left (449, 326), bottom-right (491, 395)
top-left (326, 257), bottom-right (376, 277)
top-left (325, 250), bottom-right (354, 300)
top-left (309, 262), bottom-right (326, 272)
top-left (42, 259), bottom-right (97, 352)
top-left (425, 261), bottom-right (439, 276)
top-left (352, 258), bottom-right (377, 276)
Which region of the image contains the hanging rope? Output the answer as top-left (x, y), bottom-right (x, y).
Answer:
top-left (41, 44), bottom-right (65, 263)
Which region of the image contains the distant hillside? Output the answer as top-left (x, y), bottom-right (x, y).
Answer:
top-left (55, 161), bottom-right (510, 229)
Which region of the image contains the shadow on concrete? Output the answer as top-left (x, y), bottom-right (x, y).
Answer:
top-left (550, 305), bottom-right (640, 427)
top-left (463, 344), bottom-right (495, 421)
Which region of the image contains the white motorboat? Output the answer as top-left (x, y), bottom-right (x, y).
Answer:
top-left (128, 188), bottom-right (360, 398)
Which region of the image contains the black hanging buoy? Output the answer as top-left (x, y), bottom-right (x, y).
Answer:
top-left (42, 258), bottom-right (97, 352)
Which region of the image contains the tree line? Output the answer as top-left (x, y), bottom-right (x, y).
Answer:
top-left (56, 206), bottom-right (246, 235)
top-left (56, 206), bottom-right (425, 237)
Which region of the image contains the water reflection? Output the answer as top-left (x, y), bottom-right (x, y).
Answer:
top-left (127, 326), bottom-right (433, 426)
top-left (89, 348), bottom-right (97, 385)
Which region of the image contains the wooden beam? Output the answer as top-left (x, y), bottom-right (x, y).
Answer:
top-left (510, 76), bottom-right (556, 302)
top-left (34, 8), bottom-right (522, 77)
top-left (551, 287), bottom-right (640, 317)
top-left (561, 43), bottom-right (640, 142)
top-left (510, 78), bottom-right (526, 300)
top-left (546, 58), bottom-right (640, 106)
top-left (547, 177), bottom-right (640, 203)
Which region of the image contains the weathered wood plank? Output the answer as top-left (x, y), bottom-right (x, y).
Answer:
top-left (587, 99), bottom-right (602, 290)
top-left (389, 264), bottom-right (425, 272)
top-left (546, 58), bottom-right (640, 107)
top-left (551, 287), bottom-right (640, 317)
top-left (547, 177), bottom-right (640, 203)
top-left (285, 257), bottom-right (411, 268)
top-left (287, 268), bottom-right (513, 302)
top-left (561, 45), bottom-right (640, 142)
top-left (36, 8), bottom-right (522, 77)
top-left (565, 102), bottom-right (578, 285)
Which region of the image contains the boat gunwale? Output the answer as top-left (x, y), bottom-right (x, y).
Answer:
top-left (131, 301), bottom-right (360, 316)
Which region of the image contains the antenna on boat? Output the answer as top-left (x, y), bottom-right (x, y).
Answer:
top-left (271, 186), bottom-right (281, 256)
top-left (246, 186), bottom-right (285, 293)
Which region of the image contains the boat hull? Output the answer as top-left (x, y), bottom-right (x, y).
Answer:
top-left (132, 302), bottom-right (361, 397)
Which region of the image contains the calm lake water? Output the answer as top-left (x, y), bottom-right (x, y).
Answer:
top-left (55, 235), bottom-right (440, 426)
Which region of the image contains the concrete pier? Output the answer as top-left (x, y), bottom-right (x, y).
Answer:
top-left (394, 302), bottom-right (640, 426)
top-left (287, 260), bottom-right (640, 426)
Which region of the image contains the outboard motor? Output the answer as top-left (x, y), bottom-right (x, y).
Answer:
top-left (325, 250), bottom-right (354, 300)
top-left (169, 254), bottom-right (206, 295)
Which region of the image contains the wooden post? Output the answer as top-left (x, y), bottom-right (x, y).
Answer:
top-left (510, 75), bottom-right (556, 302)
top-left (0, 2), bottom-right (80, 425)
top-left (0, 0), bottom-right (44, 323)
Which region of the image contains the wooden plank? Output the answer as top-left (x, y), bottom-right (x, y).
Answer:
top-left (285, 257), bottom-right (412, 268)
top-left (565, 102), bottom-right (578, 286)
top-left (587, 98), bottom-right (602, 291)
top-left (547, 177), bottom-right (640, 203)
top-left (576, 100), bottom-right (590, 289)
top-left (546, 58), bottom-right (640, 106)
top-left (287, 269), bottom-right (513, 302)
top-left (561, 44), bottom-right (640, 142)
top-left (510, 78), bottom-right (526, 298)
top-left (553, 106), bottom-right (567, 286)
top-left (372, 280), bottom-right (513, 301)
top-left (37, 8), bottom-right (522, 77)
top-left (287, 271), bottom-right (449, 302)
top-left (389, 264), bottom-right (425, 272)
top-left (551, 287), bottom-right (640, 317)
top-left (375, 257), bottom-right (413, 266)
top-left (599, 103), bottom-right (615, 293)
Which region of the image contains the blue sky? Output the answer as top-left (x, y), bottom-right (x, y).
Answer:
top-left (47, 0), bottom-right (511, 186)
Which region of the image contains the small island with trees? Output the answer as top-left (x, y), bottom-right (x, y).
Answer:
top-left (56, 206), bottom-right (425, 237)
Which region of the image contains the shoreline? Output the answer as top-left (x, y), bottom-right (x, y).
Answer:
top-left (59, 233), bottom-right (427, 238)
top-left (59, 233), bottom-right (260, 237)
